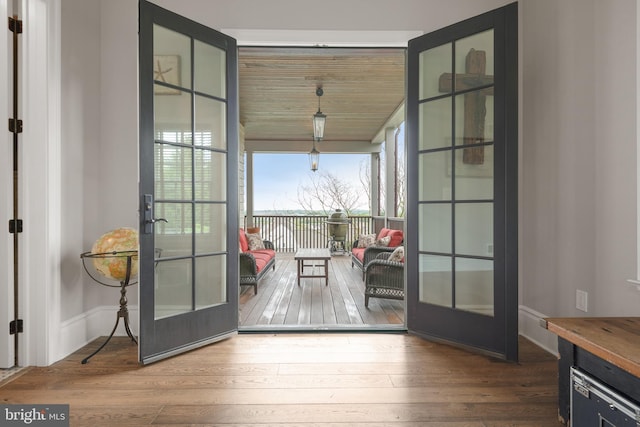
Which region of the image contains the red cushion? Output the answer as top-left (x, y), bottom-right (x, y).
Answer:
top-left (386, 229), bottom-right (403, 247)
top-left (253, 257), bottom-right (268, 273)
top-left (377, 228), bottom-right (390, 239)
top-left (352, 247), bottom-right (365, 263)
top-left (239, 229), bottom-right (249, 252)
top-left (251, 250), bottom-right (275, 272)
top-left (251, 249), bottom-right (275, 259)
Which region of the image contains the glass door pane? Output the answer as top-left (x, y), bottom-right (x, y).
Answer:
top-left (417, 31), bottom-right (496, 317)
top-left (407, 3), bottom-right (518, 361)
top-left (139, 0), bottom-right (239, 364)
top-left (153, 24), bottom-right (229, 316)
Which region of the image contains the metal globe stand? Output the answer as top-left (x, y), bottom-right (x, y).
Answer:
top-left (80, 250), bottom-right (138, 364)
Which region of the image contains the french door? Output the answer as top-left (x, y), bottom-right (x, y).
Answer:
top-left (138, 0), bottom-right (239, 364)
top-left (406, 3), bottom-right (518, 361)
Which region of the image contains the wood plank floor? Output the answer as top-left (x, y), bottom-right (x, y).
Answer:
top-left (0, 334), bottom-right (561, 426)
top-left (240, 253), bottom-right (405, 329)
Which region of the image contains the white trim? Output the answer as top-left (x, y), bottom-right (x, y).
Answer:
top-left (58, 305), bottom-right (140, 360)
top-left (384, 127), bottom-right (397, 217)
top-left (20, 0), bottom-right (62, 367)
top-left (518, 305), bottom-right (558, 356)
top-left (372, 102), bottom-right (404, 144)
top-left (220, 29), bottom-right (423, 47)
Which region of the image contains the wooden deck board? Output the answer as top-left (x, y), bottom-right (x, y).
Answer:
top-left (240, 253), bottom-right (405, 328)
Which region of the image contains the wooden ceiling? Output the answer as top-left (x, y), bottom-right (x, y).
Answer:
top-left (238, 46), bottom-right (406, 151)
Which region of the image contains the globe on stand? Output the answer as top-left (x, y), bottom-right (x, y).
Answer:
top-left (91, 227), bottom-right (139, 281)
top-left (80, 227), bottom-right (139, 364)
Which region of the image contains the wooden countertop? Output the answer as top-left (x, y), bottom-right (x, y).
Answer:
top-left (545, 317), bottom-right (640, 378)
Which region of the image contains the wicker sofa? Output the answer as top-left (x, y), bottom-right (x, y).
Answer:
top-left (239, 229), bottom-right (276, 295)
top-left (364, 251), bottom-right (404, 307)
top-left (351, 227), bottom-right (404, 279)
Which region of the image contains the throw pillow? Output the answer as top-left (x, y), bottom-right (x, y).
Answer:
top-left (246, 233), bottom-right (265, 250)
top-left (376, 235), bottom-right (391, 247)
top-left (386, 229), bottom-right (404, 247)
top-left (388, 246), bottom-right (404, 263)
top-left (357, 233), bottom-right (377, 248)
top-left (239, 229), bottom-right (250, 252)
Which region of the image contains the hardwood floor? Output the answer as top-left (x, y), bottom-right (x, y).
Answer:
top-left (240, 253), bottom-right (405, 329)
top-left (0, 334), bottom-right (561, 426)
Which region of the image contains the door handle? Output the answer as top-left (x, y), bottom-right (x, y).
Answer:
top-left (142, 194), bottom-right (167, 234)
top-left (146, 218), bottom-right (168, 224)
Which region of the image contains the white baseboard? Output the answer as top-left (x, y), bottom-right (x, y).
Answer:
top-left (518, 305), bottom-right (558, 356)
top-left (57, 305), bottom-right (139, 362)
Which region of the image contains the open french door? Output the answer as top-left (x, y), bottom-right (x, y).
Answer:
top-left (138, 0), bottom-right (239, 364)
top-left (406, 3), bottom-right (518, 361)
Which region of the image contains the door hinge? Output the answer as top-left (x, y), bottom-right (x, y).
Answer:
top-left (8, 118), bottom-right (23, 133)
top-left (9, 219), bottom-right (23, 233)
top-left (8, 17), bottom-right (23, 34)
top-left (9, 319), bottom-right (23, 335)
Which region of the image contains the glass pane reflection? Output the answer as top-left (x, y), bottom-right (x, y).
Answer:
top-left (155, 257), bottom-right (192, 319)
top-left (419, 151), bottom-right (451, 202)
top-left (455, 91), bottom-right (494, 148)
top-left (455, 258), bottom-right (494, 317)
top-left (195, 95), bottom-right (226, 150)
top-left (195, 149), bottom-right (226, 202)
top-left (194, 40), bottom-right (226, 98)
top-left (154, 87), bottom-right (192, 141)
top-left (419, 254), bottom-right (452, 307)
top-left (419, 98), bottom-right (452, 150)
top-left (195, 255), bottom-right (227, 309)
top-left (154, 145), bottom-right (193, 201)
top-left (419, 43), bottom-right (452, 99)
top-left (455, 203), bottom-right (493, 257)
top-left (454, 145), bottom-right (494, 200)
top-left (455, 29), bottom-right (494, 90)
top-left (419, 204), bottom-right (451, 253)
top-left (154, 202), bottom-right (193, 257)
top-left (195, 203), bottom-right (226, 254)
top-left (153, 25), bottom-right (191, 91)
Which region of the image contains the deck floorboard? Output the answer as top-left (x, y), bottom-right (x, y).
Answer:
top-left (240, 253), bottom-right (405, 328)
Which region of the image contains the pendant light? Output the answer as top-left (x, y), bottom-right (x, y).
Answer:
top-left (312, 87), bottom-right (326, 141)
top-left (309, 139), bottom-right (320, 172)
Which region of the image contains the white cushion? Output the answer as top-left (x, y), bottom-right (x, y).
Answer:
top-left (388, 246), bottom-right (404, 263)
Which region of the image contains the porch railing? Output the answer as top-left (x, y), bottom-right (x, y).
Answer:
top-left (244, 215), bottom-right (375, 252)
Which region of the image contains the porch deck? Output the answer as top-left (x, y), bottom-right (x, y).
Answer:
top-left (239, 252), bottom-right (405, 329)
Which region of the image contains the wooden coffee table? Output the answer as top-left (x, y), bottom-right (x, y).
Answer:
top-left (294, 248), bottom-right (331, 286)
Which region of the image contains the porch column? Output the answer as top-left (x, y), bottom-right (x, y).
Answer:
top-left (384, 127), bottom-right (397, 217)
top-left (246, 151), bottom-right (254, 228)
top-left (370, 153), bottom-right (380, 216)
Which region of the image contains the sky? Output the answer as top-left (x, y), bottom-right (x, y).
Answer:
top-left (248, 124), bottom-right (405, 213)
top-left (250, 152), bottom-right (371, 212)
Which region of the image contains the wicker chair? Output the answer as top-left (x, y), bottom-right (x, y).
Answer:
top-left (239, 240), bottom-right (275, 295)
top-left (364, 252), bottom-right (404, 307)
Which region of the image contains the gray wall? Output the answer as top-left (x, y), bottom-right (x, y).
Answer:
top-left (61, 0), bottom-right (139, 324)
top-left (520, 0), bottom-right (638, 320)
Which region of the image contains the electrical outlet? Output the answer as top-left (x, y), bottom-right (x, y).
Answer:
top-left (576, 289), bottom-right (588, 312)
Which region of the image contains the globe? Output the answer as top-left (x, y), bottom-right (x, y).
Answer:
top-left (91, 227), bottom-right (139, 281)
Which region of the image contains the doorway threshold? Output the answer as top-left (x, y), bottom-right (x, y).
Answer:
top-left (239, 324), bottom-right (407, 334)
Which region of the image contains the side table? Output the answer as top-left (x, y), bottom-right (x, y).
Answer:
top-left (294, 248), bottom-right (331, 286)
